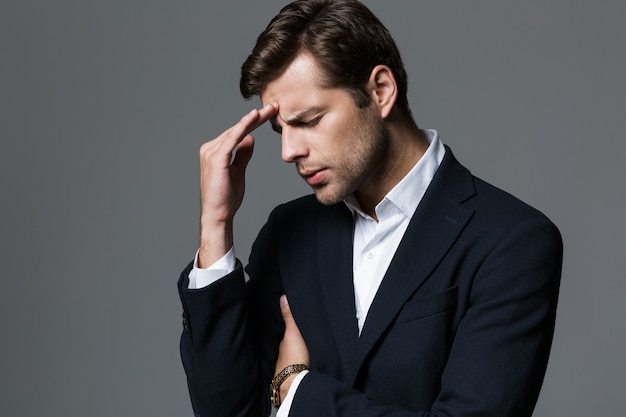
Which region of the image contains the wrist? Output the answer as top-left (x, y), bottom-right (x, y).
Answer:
top-left (270, 364), bottom-right (309, 409)
top-left (198, 220), bottom-right (233, 268)
top-left (279, 373), bottom-right (299, 400)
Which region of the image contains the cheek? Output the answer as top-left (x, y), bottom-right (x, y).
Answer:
top-left (309, 107), bottom-right (371, 162)
top-left (322, 115), bottom-right (363, 148)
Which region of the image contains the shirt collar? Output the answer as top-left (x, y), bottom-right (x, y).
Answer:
top-left (344, 129), bottom-right (445, 220)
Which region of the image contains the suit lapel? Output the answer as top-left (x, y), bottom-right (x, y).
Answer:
top-left (352, 148), bottom-right (476, 380)
top-left (316, 203), bottom-right (360, 381)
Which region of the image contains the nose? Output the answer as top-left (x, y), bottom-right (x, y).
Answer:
top-left (281, 127), bottom-right (308, 162)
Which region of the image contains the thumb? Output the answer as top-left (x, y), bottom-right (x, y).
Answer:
top-left (280, 295), bottom-right (296, 328)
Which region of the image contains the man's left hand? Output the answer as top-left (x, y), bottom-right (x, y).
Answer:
top-left (275, 295), bottom-right (310, 399)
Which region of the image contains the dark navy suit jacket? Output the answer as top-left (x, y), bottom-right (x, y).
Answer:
top-left (178, 147), bottom-right (562, 417)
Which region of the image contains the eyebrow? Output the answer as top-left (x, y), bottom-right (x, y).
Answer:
top-left (270, 106), bottom-right (322, 131)
top-left (283, 107), bottom-right (323, 125)
top-left (271, 107), bottom-right (324, 132)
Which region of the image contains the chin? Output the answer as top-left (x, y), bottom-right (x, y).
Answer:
top-left (312, 185), bottom-right (349, 206)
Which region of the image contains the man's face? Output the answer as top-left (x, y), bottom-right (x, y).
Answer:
top-left (260, 53), bottom-right (390, 206)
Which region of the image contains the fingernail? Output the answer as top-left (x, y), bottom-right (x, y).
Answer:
top-left (280, 295), bottom-right (288, 307)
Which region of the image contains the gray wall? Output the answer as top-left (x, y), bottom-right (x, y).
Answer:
top-left (1, 1), bottom-right (624, 415)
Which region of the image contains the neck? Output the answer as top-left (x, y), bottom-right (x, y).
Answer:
top-left (354, 122), bottom-right (429, 219)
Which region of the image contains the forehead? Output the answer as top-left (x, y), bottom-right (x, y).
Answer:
top-left (260, 54), bottom-right (326, 105)
top-left (260, 54), bottom-right (357, 122)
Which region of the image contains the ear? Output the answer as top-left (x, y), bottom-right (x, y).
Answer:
top-left (367, 65), bottom-right (398, 119)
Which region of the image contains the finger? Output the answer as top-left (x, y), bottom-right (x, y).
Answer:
top-left (278, 295), bottom-right (309, 366)
top-left (280, 294), bottom-right (290, 315)
top-left (280, 295), bottom-right (298, 328)
top-left (223, 103), bottom-right (278, 149)
top-left (239, 102), bottom-right (278, 141)
top-left (231, 134), bottom-right (255, 172)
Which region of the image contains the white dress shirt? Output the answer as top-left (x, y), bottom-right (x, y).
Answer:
top-left (345, 129), bottom-right (444, 333)
top-left (189, 130), bottom-right (445, 416)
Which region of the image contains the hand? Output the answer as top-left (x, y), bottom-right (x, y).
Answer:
top-left (197, 103), bottom-right (278, 267)
top-left (275, 295), bottom-right (310, 400)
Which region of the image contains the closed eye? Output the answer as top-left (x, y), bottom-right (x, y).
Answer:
top-left (304, 115), bottom-right (322, 127)
top-left (271, 115), bottom-right (322, 135)
top-left (291, 115), bottom-right (323, 129)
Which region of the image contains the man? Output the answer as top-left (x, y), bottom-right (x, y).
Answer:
top-left (177, 1), bottom-right (562, 416)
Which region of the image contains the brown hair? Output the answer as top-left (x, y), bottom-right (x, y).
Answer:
top-left (240, 0), bottom-right (411, 115)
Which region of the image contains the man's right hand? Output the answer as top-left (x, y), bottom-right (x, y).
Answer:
top-left (197, 103), bottom-right (278, 268)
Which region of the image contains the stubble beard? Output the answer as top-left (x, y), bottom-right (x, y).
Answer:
top-left (313, 114), bottom-right (391, 206)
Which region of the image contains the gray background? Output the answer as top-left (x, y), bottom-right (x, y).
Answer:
top-left (1, 1), bottom-right (624, 416)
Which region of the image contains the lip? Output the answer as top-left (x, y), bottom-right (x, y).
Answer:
top-left (300, 168), bottom-right (327, 186)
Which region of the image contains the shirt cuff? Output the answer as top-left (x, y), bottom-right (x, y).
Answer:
top-left (187, 247), bottom-right (236, 289)
top-left (275, 370), bottom-right (309, 417)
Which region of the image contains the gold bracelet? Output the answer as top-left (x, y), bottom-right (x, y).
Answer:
top-left (269, 364), bottom-right (309, 409)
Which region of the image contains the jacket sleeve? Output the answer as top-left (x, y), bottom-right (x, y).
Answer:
top-left (178, 209), bottom-right (286, 417)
